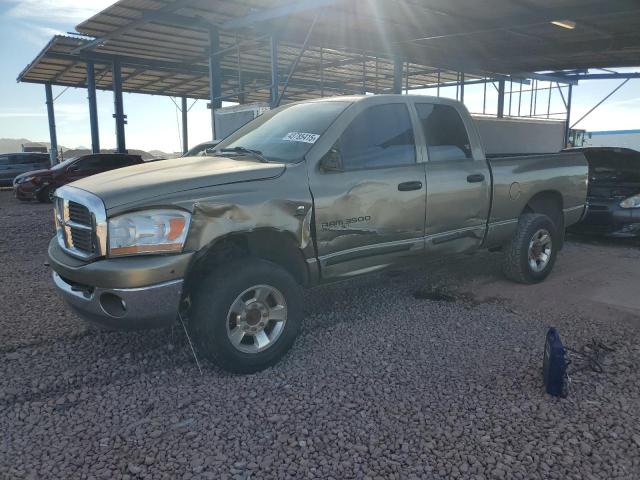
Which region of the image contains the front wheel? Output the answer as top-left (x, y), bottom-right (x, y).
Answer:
top-left (189, 258), bottom-right (303, 374)
top-left (503, 213), bottom-right (558, 284)
top-left (37, 185), bottom-right (55, 203)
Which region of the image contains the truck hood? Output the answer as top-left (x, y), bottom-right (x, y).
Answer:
top-left (70, 155), bottom-right (286, 209)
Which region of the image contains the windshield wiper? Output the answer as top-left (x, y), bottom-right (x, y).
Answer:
top-left (218, 146), bottom-right (269, 163)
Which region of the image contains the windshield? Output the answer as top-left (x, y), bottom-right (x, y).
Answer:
top-left (51, 157), bottom-right (78, 170)
top-left (215, 101), bottom-right (350, 163)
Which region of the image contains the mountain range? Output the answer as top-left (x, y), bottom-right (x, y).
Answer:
top-left (0, 138), bottom-right (171, 160)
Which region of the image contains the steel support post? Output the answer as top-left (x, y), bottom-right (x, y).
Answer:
top-left (393, 56), bottom-right (403, 94)
top-left (45, 83), bottom-right (58, 165)
top-left (497, 79), bottom-right (506, 118)
top-left (181, 97), bottom-right (189, 154)
top-left (564, 84), bottom-right (573, 146)
top-left (112, 59), bottom-right (126, 153)
top-left (270, 36), bottom-right (279, 106)
top-left (86, 61), bottom-right (100, 154)
top-left (460, 73), bottom-right (465, 103)
top-left (209, 27), bottom-right (222, 140)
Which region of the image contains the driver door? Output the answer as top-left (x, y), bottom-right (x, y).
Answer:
top-left (308, 101), bottom-right (427, 280)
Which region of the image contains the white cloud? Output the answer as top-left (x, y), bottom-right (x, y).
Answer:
top-left (4, 0), bottom-right (113, 24)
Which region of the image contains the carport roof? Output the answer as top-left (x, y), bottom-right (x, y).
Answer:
top-left (17, 0), bottom-right (640, 103)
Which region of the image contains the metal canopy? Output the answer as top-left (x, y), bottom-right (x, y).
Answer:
top-left (19, 0), bottom-right (640, 104)
top-left (17, 35), bottom-right (480, 103)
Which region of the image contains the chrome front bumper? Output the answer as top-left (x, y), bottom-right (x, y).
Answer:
top-left (53, 272), bottom-right (183, 330)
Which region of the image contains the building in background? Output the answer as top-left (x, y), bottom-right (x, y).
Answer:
top-left (585, 129), bottom-right (640, 151)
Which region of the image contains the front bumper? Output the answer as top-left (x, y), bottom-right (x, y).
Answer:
top-left (53, 272), bottom-right (183, 330)
top-left (48, 237), bottom-right (194, 330)
top-left (14, 182), bottom-right (39, 200)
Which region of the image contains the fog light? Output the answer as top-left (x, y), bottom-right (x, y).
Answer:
top-left (100, 293), bottom-right (127, 318)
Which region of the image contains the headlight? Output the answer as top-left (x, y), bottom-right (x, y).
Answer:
top-left (108, 209), bottom-right (191, 257)
top-left (620, 194), bottom-right (640, 209)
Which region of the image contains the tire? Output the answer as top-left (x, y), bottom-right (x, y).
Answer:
top-left (189, 258), bottom-right (303, 374)
top-left (503, 213), bottom-right (558, 284)
top-left (37, 186), bottom-right (55, 203)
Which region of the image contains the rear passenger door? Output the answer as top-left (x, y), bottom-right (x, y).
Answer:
top-left (415, 103), bottom-right (491, 254)
top-left (66, 156), bottom-right (103, 182)
top-left (309, 101), bottom-right (427, 280)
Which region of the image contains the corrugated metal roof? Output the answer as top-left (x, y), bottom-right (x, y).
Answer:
top-left (17, 0), bottom-right (640, 103)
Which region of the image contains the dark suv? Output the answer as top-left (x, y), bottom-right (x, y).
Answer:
top-left (0, 152), bottom-right (50, 186)
top-left (14, 153), bottom-right (144, 203)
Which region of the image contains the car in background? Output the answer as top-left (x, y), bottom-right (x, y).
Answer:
top-left (0, 152), bottom-right (50, 186)
top-left (182, 140), bottom-right (220, 157)
top-left (565, 147), bottom-right (640, 237)
top-left (14, 153), bottom-right (144, 203)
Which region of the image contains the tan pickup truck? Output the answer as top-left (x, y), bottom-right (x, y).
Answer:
top-left (49, 95), bottom-right (588, 373)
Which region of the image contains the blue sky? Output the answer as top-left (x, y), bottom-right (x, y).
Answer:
top-left (1, 0), bottom-right (640, 153)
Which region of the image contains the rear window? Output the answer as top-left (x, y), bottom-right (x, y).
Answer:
top-left (416, 103), bottom-right (472, 161)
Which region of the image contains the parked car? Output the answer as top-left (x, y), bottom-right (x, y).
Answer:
top-left (183, 140), bottom-right (220, 157)
top-left (14, 153), bottom-right (144, 203)
top-left (564, 147), bottom-right (640, 237)
top-left (0, 152), bottom-right (50, 186)
top-left (48, 95), bottom-right (588, 373)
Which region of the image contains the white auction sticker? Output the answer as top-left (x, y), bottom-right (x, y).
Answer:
top-left (283, 132), bottom-right (320, 144)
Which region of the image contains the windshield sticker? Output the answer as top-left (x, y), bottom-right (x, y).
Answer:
top-left (283, 132), bottom-right (320, 144)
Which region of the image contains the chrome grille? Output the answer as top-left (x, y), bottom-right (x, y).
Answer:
top-left (54, 186), bottom-right (107, 260)
top-left (68, 201), bottom-right (92, 225)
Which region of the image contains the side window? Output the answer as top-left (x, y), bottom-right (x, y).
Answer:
top-left (338, 103), bottom-right (415, 170)
top-left (416, 104), bottom-right (473, 162)
top-left (0, 155), bottom-right (10, 166)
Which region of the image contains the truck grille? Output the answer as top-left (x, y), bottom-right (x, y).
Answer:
top-left (68, 201), bottom-right (92, 225)
top-left (54, 186), bottom-right (107, 260)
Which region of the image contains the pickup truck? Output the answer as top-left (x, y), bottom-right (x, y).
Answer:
top-left (49, 95), bottom-right (588, 373)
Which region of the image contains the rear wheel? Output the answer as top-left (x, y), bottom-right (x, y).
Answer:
top-left (503, 213), bottom-right (558, 284)
top-left (189, 258), bottom-right (303, 374)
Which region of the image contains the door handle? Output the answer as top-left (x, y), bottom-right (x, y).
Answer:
top-left (398, 181), bottom-right (423, 191)
top-left (467, 174), bottom-right (485, 183)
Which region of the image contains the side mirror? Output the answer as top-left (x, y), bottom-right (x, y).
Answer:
top-left (319, 147), bottom-right (343, 172)
top-left (68, 165), bottom-right (79, 172)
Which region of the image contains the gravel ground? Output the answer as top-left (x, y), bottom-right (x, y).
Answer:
top-left (1, 190), bottom-right (639, 480)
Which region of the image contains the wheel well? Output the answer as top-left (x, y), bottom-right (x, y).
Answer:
top-left (522, 190), bottom-right (565, 245)
top-left (185, 230), bottom-right (309, 293)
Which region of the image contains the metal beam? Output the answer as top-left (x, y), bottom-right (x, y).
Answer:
top-left (222, 0), bottom-right (338, 30)
top-left (275, 13), bottom-right (320, 106)
top-left (181, 97), bottom-right (188, 154)
top-left (270, 36), bottom-right (279, 106)
top-left (112, 59), bottom-right (126, 153)
top-left (570, 79), bottom-right (631, 130)
top-left (86, 61), bottom-right (100, 154)
top-left (561, 72), bottom-right (640, 81)
top-left (516, 71), bottom-right (578, 85)
top-left (44, 51), bottom-right (210, 77)
top-left (497, 79), bottom-right (505, 118)
top-left (564, 84), bottom-right (573, 146)
top-left (208, 27), bottom-right (222, 140)
top-left (44, 83), bottom-right (58, 166)
top-left (146, 11), bottom-right (213, 31)
top-left (71, 0), bottom-right (197, 54)
top-left (393, 56), bottom-right (403, 94)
